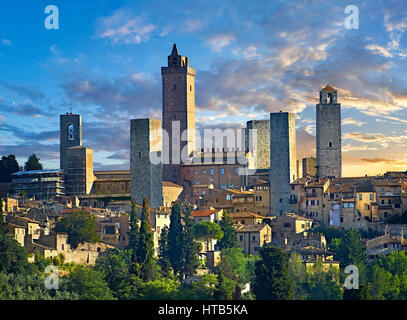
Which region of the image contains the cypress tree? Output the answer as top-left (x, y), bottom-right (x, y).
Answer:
top-left (217, 210), bottom-right (237, 250)
top-left (181, 203), bottom-right (200, 277)
top-left (128, 201), bottom-right (140, 274)
top-left (158, 226), bottom-right (171, 276)
top-left (168, 202), bottom-right (184, 276)
top-left (136, 198), bottom-right (156, 281)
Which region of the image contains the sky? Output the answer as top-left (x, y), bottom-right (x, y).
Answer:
top-left (0, 0), bottom-right (407, 177)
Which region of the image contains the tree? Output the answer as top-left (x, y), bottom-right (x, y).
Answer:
top-left (217, 247), bottom-right (257, 285)
top-left (181, 204), bottom-right (200, 277)
top-left (54, 210), bottom-right (100, 249)
top-left (194, 221), bottom-right (223, 251)
top-left (168, 202), bottom-right (184, 276)
top-left (67, 265), bottom-right (116, 300)
top-left (0, 155), bottom-right (20, 182)
top-left (217, 210), bottom-right (237, 250)
top-left (158, 226), bottom-right (171, 277)
top-left (136, 198), bottom-right (156, 281)
top-left (343, 284), bottom-right (370, 300)
top-left (24, 154), bottom-right (43, 171)
top-left (333, 229), bottom-right (366, 267)
top-left (288, 252), bottom-right (308, 300)
top-left (0, 233), bottom-right (30, 274)
top-left (214, 270), bottom-right (234, 300)
top-left (128, 201), bottom-right (140, 271)
top-left (253, 247), bottom-right (294, 300)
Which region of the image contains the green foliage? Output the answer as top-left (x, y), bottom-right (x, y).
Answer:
top-left (304, 260), bottom-right (342, 300)
top-left (217, 210), bottom-right (237, 250)
top-left (54, 210), bottom-right (100, 249)
top-left (333, 228), bottom-right (366, 273)
top-left (181, 204), bottom-right (200, 277)
top-left (0, 232), bottom-right (30, 274)
top-left (343, 285), bottom-right (370, 300)
top-left (136, 198), bottom-right (157, 281)
top-left (0, 154), bottom-right (20, 183)
top-left (310, 226), bottom-right (343, 244)
top-left (168, 202), bottom-right (184, 275)
top-left (253, 247), bottom-right (294, 300)
top-left (158, 226), bottom-right (171, 277)
top-left (217, 248), bottom-right (257, 285)
top-left (24, 154), bottom-right (43, 171)
top-left (67, 265), bottom-right (116, 300)
top-left (194, 221), bottom-right (223, 252)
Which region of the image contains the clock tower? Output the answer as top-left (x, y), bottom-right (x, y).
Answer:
top-left (60, 113), bottom-right (82, 175)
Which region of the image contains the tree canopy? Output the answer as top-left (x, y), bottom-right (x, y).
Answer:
top-left (0, 155), bottom-right (20, 182)
top-left (55, 210), bottom-right (100, 249)
top-left (24, 154), bottom-right (43, 171)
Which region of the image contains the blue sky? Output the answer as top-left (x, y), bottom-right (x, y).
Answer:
top-left (0, 0), bottom-right (407, 176)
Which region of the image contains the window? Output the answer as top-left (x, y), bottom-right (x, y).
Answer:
top-left (329, 142), bottom-right (332, 147)
top-left (220, 168), bottom-right (224, 175)
top-left (359, 194), bottom-right (363, 200)
top-left (202, 169), bottom-right (206, 175)
top-left (229, 184), bottom-right (234, 189)
top-left (235, 168), bottom-right (239, 175)
top-left (195, 181), bottom-right (199, 185)
top-left (370, 194), bottom-right (373, 200)
top-left (283, 223), bottom-right (291, 228)
top-left (210, 168), bottom-right (214, 176)
top-left (222, 184), bottom-right (226, 189)
top-left (210, 178), bottom-right (214, 183)
top-left (343, 203), bottom-right (348, 208)
top-left (190, 85), bottom-right (192, 91)
top-left (173, 84), bottom-right (177, 90)
top-left (194, 170), bottom-right (198, 175)
top-left (202, 190), bottom-right (206, 195)
top-left (279, 198), bottom-right (282, 203)
top-left (226, 195), bottom-right (231, 200)
top-left (349, 203), bottom-right (354, 208)
top-left (239, 235), bottom-right (243, 241)
top-left (252, 235), bottom-right (256, 241)
top-left (138, 152), bottom-right (141, 157)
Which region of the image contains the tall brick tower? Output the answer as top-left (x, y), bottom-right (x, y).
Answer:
top-left (316, 85), bottom-right (342, 178)
top-left (269, 112), bottom-right (297, 216)
top-left (161, 44), bottom-right (196, 183)
top-left (60, 113), bottom-right (82, 175)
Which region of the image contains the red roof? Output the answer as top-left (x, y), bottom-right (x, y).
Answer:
top-left (191, 209), bottom-right (218, 217)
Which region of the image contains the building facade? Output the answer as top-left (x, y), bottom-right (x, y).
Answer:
top-left (246, 120), bottom-right (270, 170)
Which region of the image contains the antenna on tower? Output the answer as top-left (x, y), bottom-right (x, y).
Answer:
top-left (69, 103), bottom-right (73, 114)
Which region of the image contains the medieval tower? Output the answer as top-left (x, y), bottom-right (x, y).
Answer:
top-left (316, 85), bottom-right (342, 178)
top-left (60, 113), bottom-right (82, 174)
top-left (161, 44), bottom-right (196, 183)
top-left (130, 118), bottom-right (163, 209)
top-left (269, 112), bottom-right (297, 216)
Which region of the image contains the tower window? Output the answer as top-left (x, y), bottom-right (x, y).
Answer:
top-left (190, 85), bottom-right (192, 91)
top-left (173, 84), bottom-right (176, 90)
top-left (138, 152), bottom-right (141, 157)
top-left (329, 142), bottom-right (332, 147)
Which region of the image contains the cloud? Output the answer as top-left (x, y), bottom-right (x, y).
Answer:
top-left (95, 9), bottom-right (155, 44)
top-left (206, 34), bottom-right (235, 52)
top-left (361, 158), bottom-right (407, 165)
top-left (342, 118), bottom-right (366, 126)
top-left (1, 39), bottom-right (11, 46)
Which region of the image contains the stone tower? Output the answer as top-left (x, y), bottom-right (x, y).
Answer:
top-left (161, 44), bottom-right (196, 183)
top-left (246, 120), bottom-right (270, 170)
top-left (60, 113), bottom-right (82, 175)
top-left (316, 85), bottom-right (342, 178)
top-left (130, 118), bottom-right (163, 209)
top-left (269, 112), bottom-right (297, 216)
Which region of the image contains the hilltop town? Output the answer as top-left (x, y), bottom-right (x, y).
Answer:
top-left (1, 45), bottom-right (407, 300)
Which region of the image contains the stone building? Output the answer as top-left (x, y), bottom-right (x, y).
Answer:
top-left (302, 157), bottom-right (316, 178)
top-left (65, 146), bottom-right (94, 196)
top-left (269, 112), bottom-right (297, 216)
top-left (60, 113), bottom-right (82, 175)
top-left (316, 85), bottom-right (342, 178)
top-left (130, 118), bottom-right (163, 209)
top-left (236, 224), bottom-right (272, 255)
top-left (162, 44), bottom-right (196, 183)
top-left (253, 179), bottom-right (269, 216)
top-left (246, 120), bottom-right (270, 170)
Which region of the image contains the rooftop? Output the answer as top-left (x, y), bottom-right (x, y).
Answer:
top-left (12, 169), bottom-right (62, 176)
top-left (191, 209), bottom-right (219, 217)
top-left (236, 224), bottom-right (269, 232)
